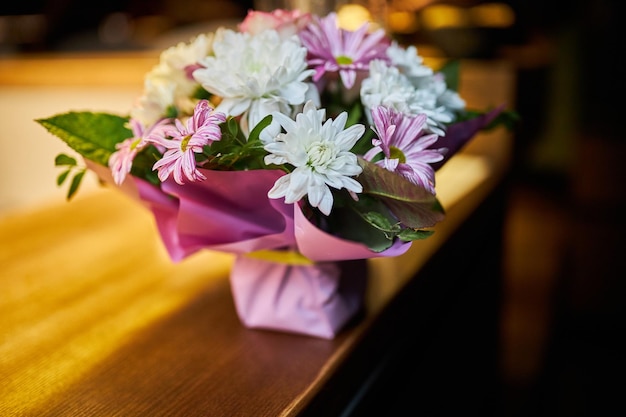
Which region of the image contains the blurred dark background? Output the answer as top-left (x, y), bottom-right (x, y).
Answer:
top-left (2, 1), bottom-right (624, 416)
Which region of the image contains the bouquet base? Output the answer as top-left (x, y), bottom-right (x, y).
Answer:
top-left (229, 255), bottom-right (367, 339)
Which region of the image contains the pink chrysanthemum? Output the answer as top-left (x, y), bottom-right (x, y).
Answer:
top-left (299, 12), bottom-right (390, 89)
top-left (148, 100), bottom-right (226, 184)
top-left (239, 8), bottom-right (311, 38)
top-left (364, 106), bottom-right (445, 194)
top-left (109, 118), bottom-right (159, 185)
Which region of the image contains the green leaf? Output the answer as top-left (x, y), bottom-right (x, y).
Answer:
top-left (362, 210), bottom-right (394, 232)
top-left (321, 188), bottom-right (439, 250)
top-left (164, 105), bottom-right (178, 119)
top-left (204, 118), bottom-right (272, 170)
top-left (439, 59), bottom-right (460, 92)
top-left (398, 228), bottom-right (434, 241)
top-left (455, 108), bottom-right (519, 132)
top-left (54, 153), bottom-right (77, 166)
top-left (192, 86), bottom-right (212, 101)
top-left (67, 170), bottom-right (86, 200)
top-left (484, 109), bottom-right (520, 131)
top-left (351, 128), bottom-right (375, 155)
top-left (326, 198), bottom-right (395, 252)
top-left (129, 145), bottom-right (161, 182)
top-left (357, 157), bottom-right (445, 229)
top-left (248, 114), bottom-right (273, 143)
top-left (226, 117), bottom-right (239, 138)
top-left (345, 100), bottom-right (363, 127)
top-left (57, 169), bottom-right (70, 186)
top-left (36, 112), bottom-right (132, 167)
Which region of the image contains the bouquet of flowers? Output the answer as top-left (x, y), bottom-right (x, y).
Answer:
top-left (36, 9), bottom-right (508, 338)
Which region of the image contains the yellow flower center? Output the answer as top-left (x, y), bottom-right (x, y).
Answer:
top-left (307, 141), bottom-right (335, 168)
top-left (181, 135), bottom-right (192, 152)
top-left (336, 55), bottom-right (353, 65)
top-left (389, 146), bottom-right (406, 163)
top-left (130, 137), bottom-right (142, 150)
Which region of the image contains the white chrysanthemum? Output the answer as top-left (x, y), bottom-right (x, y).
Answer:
top-left (438, 88), bottom-right (466, 114)
top-left (130, 33), bottom-right (213, 126)
top-left (361, 60), bottom-right (464, 136)
top-left (193, 28), bottom-right (315, 135)
top-left (428, 72), bottom-right (466, 115)
top-left (130, 77), bottom-right (176, 127)
top-left (157, 33), bottom-right (214, 98)
top-left (360, 60), bottom-right (415, 115)
top-left (408, 72), bottom-right (465, 135)
top-left (407, 88), bottom-right (453, 136)
top-left (160, 33), bottom-right (214, 69)
top-left (264, 101), bottom-right (365, 216)
top-left (386, 42), bottom-right (433, 81)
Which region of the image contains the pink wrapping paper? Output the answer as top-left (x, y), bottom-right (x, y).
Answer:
top-left (126, 168), bottom-right (412, 263)
top-left (86, 162), bottom-right (298, 261)
top-left (150, 169), bottom-right (297, 261)
top-left (229, 256), bottom-right (367, 339)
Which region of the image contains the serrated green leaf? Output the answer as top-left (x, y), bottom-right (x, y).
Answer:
top-left (54, 153), bottom-right (77, 166)
top-left (357, 157), bottom-right (445, 229)
top-left (67, 170), bottom-right (85, 200)
top-left (57, 169), bottom-right (70, 186)
top-left (36, 112), bottom-right (131, 167)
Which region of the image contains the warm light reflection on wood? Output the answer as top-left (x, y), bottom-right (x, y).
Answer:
top-left (0, 190), bottom-right (233, 414)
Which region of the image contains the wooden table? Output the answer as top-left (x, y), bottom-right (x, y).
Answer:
top-left (0, 56), bottom-right (514, 416)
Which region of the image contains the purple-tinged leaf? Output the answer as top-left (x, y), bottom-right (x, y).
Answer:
top-left (357, 157), bottom-right (445, 229)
